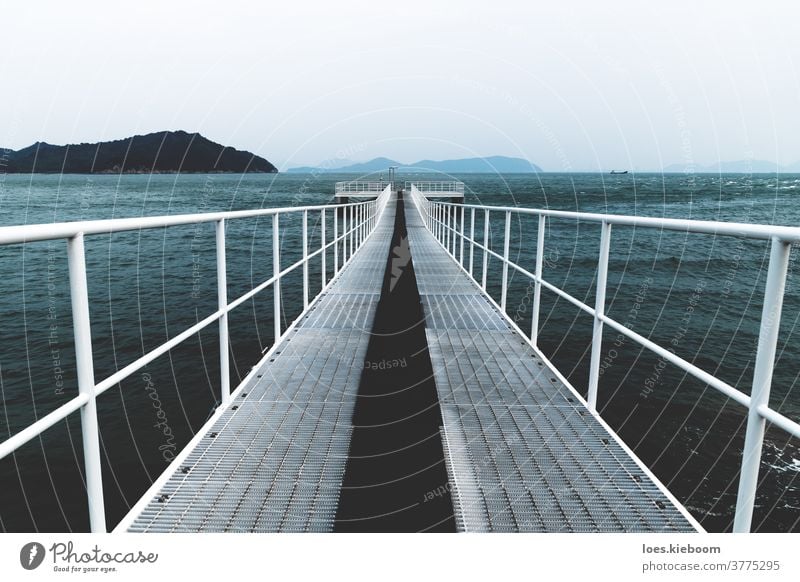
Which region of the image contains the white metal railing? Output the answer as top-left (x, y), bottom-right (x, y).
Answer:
top-left (409, 184), bottom-right (800, 533)
top-left (404, 181), bottom-right (465, 196)
top-left (334, 181), bottom-right (388, 195)
top-left (0, 185), bottom-right (392, 532)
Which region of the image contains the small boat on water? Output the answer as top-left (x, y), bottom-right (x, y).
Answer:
top-left (610, 170), bottom-right (628, 174)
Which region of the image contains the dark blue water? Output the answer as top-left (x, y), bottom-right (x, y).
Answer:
top-left (0, 172), bottom-right (798, 532)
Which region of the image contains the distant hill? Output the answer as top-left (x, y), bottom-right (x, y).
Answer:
top-left (287, 155), bottom-right (542, 173)
top-left (0, 130), bottom-right (277, 174)
top-left (288, 157), bottom-right (399, 174)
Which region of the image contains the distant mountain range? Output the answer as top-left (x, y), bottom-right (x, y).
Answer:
top-left (0, 130), bottom-right (277, 174)
top-left (287, 155), bottom-right (542, 173)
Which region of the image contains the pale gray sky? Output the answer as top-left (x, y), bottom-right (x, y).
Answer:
top-left (1, 0), bottom-right (799, 171)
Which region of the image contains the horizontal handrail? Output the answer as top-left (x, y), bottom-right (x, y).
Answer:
top-left (0, 199), bottom-right (374, 245)
top-left (409, 184), bottom-right (800, 533)
top-left (429, 199), bottom-right (800, 243)
top-left (0, 185), bottom-right (393, 532)
top-left (334, 181), bottom-right (388, 194)
top-left (405, 180), bottom-right (465, 194)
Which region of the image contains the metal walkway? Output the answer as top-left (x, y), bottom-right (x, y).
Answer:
top-left (404, 197), bottom-right (698, 532)
top-left (124, 196), bottom-right (396, 532)
top-left (121, 191), bottom-right (697, 533)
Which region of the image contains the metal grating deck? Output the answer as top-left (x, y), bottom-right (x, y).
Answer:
top-left (126, 197), bottom-right (396, 532)
top-left (405, 198), bottom-right (697, 532)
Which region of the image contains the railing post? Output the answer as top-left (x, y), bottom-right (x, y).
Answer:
top-left (349, 205), bottom-right (354, 259)
top-left (469, 207), bottom-right (475, 277)
top-left (446, 206), bottom-right (452, 255)
top-left (438, 204), bottom-right (443, 243)
top-left (501, 211), bottom-right (511, 311)
top-left (342, 206), bottom-right (347, 264)
top-left (459, 205), bottom-right (465, 266)
top-left (426, 198), bottom-right (431, 230)
top-left (427, 200), bottom-right (432, 231)
top-left (733, 237), bottom-right (791, 532)
top-left (445, 205), bottom-right (450, 253)
top-left (215, 219), bottom-right (230, 406)
top-left (273, 213), bottom-right (281, 342)
top-left (321, 208), bottom-right (327, 288)
top-left (302, 210), bottom-right (309, 309)
top-left (440, 204), bottom-right (445, 247)
top-left (482, 209), bottom-right (490, 291)
top-left (334, 207), bottom-right (340, 272)
top-left (532, 214), bottom-right (546, 347)
top-left (451, 206), bottom-right (457, 256)
top-left (67, 232), bottom-right (106, 533)
top-left (587, 221), bottom-right (612, 411)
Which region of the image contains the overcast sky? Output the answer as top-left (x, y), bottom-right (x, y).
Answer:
top-left (2, 0), bottom-right (799, 171)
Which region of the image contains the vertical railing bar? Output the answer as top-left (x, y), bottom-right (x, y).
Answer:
top-left (302, 210), bottom-right (309, 309)
top-left (321, 208), bottom-right (327, 288)
top-left (501, 210), bottom-right (511, 311)
top-left (447, 204), bottom-right (451, 252)
top-left (273, 213), bottom-right (281, 343)
top-left (439, 204), bottom-right (442, 243)
top-left (452, 206), bottom-right (457, 256)
top-left (67, 232), bottom-right (107, 533)
top-left (349, 205), bottom-right (354, 259)
top-left (469, 207), bottom-right (475, 278)
top-left (482, 209), bottom-right (490, 291)
top-left (459, 205), bottom-right (465, 266)
top-left (447, 206), bottom-right (452, 255)
top-left (587, 221), bottom-right (612, 411)
top-left (440, 204), bottom-right (444, 245)
top-left (334, 206), bottom-right (339, 273)
top-left (532, 214), bottom-right (546, 347)
top-left (445, 205), bottom-right (450, 254)
top-left (733, 236), bottom-right (791, 532)
top-left (342, 206), bottom-right (348, 264)
top-left (215, 219), bottom-right (230, 406)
